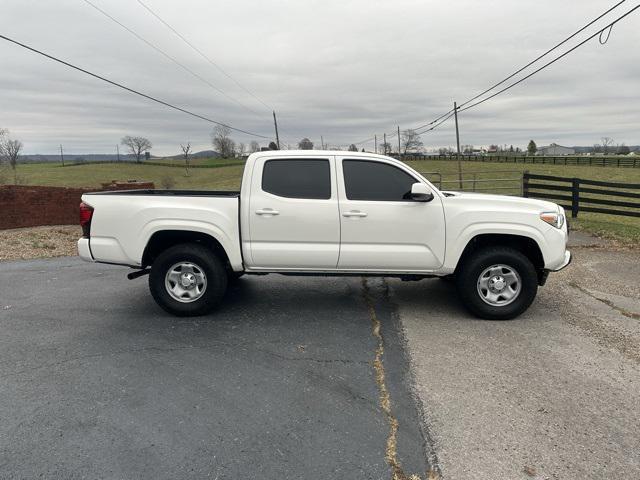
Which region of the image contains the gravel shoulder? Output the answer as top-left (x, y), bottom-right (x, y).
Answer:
top-left (0, 225), bottom-right (80, 261)
top-left (392, 233), bottom-right (640, 480)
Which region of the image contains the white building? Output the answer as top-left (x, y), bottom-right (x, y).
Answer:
top-left (536, 143), bottom-right (575, 156)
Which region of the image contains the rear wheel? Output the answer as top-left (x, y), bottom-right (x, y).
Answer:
top-left (455, 247), bottom-right (538, 320)
top-left (149, 243), bottom-right (228, 316)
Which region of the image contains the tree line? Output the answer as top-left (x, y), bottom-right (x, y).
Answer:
top-left (3, 124), bottom-right (636, 187)
top-left (296, 129), bottom-right (424, 155)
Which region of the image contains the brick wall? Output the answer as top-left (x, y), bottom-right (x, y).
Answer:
top-left (0, 182), bottom-right (154, 229)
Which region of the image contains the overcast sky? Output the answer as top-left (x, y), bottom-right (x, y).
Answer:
top-left (1, 0), bottom-right (639, 155)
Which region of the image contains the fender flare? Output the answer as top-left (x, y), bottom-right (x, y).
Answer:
top-left (444, 223), bottom-right (548, 272)
top-left (136, 220), bottom-right (242, 270)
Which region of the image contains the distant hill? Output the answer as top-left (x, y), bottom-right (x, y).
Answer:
top-left (21, 153), bottom-right (129, 163)
top-left (20, 150), bottom-right (220, 164)
top-left (571, 146), bottom-right (640, 154)
top-left (161, 150), bottom-right (220, 160)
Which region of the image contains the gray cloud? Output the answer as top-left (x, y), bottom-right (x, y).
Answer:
top-left (1, 0), bottom-right (638, 154)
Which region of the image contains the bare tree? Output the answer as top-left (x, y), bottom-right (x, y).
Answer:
top-left (249, 140), bottom-right (260, 153)
top-left (237, 142), bottom-right (246, 157)
top-left (121, 136), bottom-right (152, 163)
top-left (347, 144), bottom-right (358, 152)
top-left (617, 143), bottom-right (630, 155)
top-left (3, 139), bottom-right (23, 184)
top-left (298, 138), bottom-right (313, 150)
top-left (601, 137), bottom-right (614, 155)
top-left (211, 125), bottom-right (235, 158)
top-left (400, 129), bottom-right (423, 154)
top-left (180, 142), bottom-right (191, 176)
top-left (0, 129), bottom-right (9, 183)
top-left (380, 142), bottom-right (392, 155)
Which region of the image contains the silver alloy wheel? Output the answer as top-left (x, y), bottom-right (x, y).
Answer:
top-left (476, 264), bottom-right (521, 307)
top-left (164, 262), bottom-right (207, 303)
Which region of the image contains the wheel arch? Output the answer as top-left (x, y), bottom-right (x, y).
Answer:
top-left (454, 233), bottom-right (545, 284)
top-left (142, 230), bottom-right (232, 271)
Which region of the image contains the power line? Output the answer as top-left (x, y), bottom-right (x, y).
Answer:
top-left (415, 110), bottom-right (457, 134)
top-left (458, 0), bottom-right (628, 109)
top-left (0, 33), bottom-right (272, 139)
top-left (136, 0), bottom-right (273, 112)
top-left (354, 136), bottom-right (375, 146)
top-left (354, 106), bottom-right (453, 146)
top-left (459, 3), bottom-right (640, 114)
top-left (81, 0), bottom-right (261, 116)
top-left (410, 108), bottom-right (456, 132)
top-left (359, 0), bottom-right (631, 145)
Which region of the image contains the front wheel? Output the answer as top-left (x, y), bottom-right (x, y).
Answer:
top-left (148, 243), bottom-right (228, 316)
top-left (455, 247), bottom-right (538, 320)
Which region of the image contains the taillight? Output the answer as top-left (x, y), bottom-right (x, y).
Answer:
top-left (79, 202), bottom-right (94, 238)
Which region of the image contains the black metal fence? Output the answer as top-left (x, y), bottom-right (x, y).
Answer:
top-left (400, 154), bottom-right (640, 168)
top-left (419, 170), bottom-right (523, 195)
top-left (523, 173), bottom-right (640, 218)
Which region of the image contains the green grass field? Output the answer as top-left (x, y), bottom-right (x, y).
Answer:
top-left (5, 157), bottom-right (639, 245)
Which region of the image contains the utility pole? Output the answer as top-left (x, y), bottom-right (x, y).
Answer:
top-left (383, 133), bottom-right (387, 155)
top-left (59, 144), bottom-right (64, 166)
top-left (374, 135), bottom-right (377, 154)
top-left (454, 101), bottom-right (462, 189)
top-left (397, 126), bottom-right (401, 158)
top-left (272, 111), bottom-right (280, 150)
top-left (116, 144), bottom-right (120, 162)
top-left (321, 136), bottom-right (324, 150)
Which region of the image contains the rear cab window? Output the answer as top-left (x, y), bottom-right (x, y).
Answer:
top-left (261, 159), bottom-right (331, 199)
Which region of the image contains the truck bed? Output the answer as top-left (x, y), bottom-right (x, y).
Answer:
top-left (85, 189), bottom-right (240, 197)
top-left (81, 190), bottom-right (242, 269)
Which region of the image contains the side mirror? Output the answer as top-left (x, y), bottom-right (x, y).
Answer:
top-left (410, 183), bottom-right (434, 202)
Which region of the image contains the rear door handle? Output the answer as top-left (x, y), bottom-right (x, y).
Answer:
top-left (256, 208), bottom-right (280, 216)
top-left (342, 210), bottom-right (367, 218)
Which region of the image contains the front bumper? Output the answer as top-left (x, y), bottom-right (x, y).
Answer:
top-left (77, 238), bottom-right (94, 262)
top-left (539, 250), bottom-right (571, 286)
top-left (549, 250), bottom-right (571, 272)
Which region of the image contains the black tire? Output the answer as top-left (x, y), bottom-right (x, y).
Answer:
top-left (455, 247), bottom-right (538, 320)
top-left (228, 271), bottom-right (245, 283)
top-left (148, 243), bottom-right (228, 317)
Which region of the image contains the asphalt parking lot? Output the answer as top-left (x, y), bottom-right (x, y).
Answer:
top-left (0, 258), bottom-right (431, 479)
top-left (1, 234), bottom-right (639, 480)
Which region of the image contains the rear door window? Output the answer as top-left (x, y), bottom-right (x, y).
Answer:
top-left (262, 159), bottom-right (331, 199)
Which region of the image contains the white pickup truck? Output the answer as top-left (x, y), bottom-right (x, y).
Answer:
top-left (78, 150), bottom-right (570, 319)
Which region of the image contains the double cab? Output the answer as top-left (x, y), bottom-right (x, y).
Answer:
top-left (78, 151), bottom-right (571, 319)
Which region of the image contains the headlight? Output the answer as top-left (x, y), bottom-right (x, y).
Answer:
top-left (540, 211), bottom-right (565, 229)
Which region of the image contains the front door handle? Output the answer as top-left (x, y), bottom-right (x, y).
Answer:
top-left (256, 208), bottom-right (280, 216)
top-left (342, 210), bottom-right (367, 218)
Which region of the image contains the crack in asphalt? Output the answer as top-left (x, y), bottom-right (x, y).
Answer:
top-left (559, 284), bottom-right (640, 364)
top-left (384, 282), bottom-right (442, 480)
top-left (570, 282), bottom-right (640, 320)
top-left (362, 278), bottom-right (439, 480)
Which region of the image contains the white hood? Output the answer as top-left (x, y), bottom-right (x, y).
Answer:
top-left (441, 191), bottom-right (561, 213)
